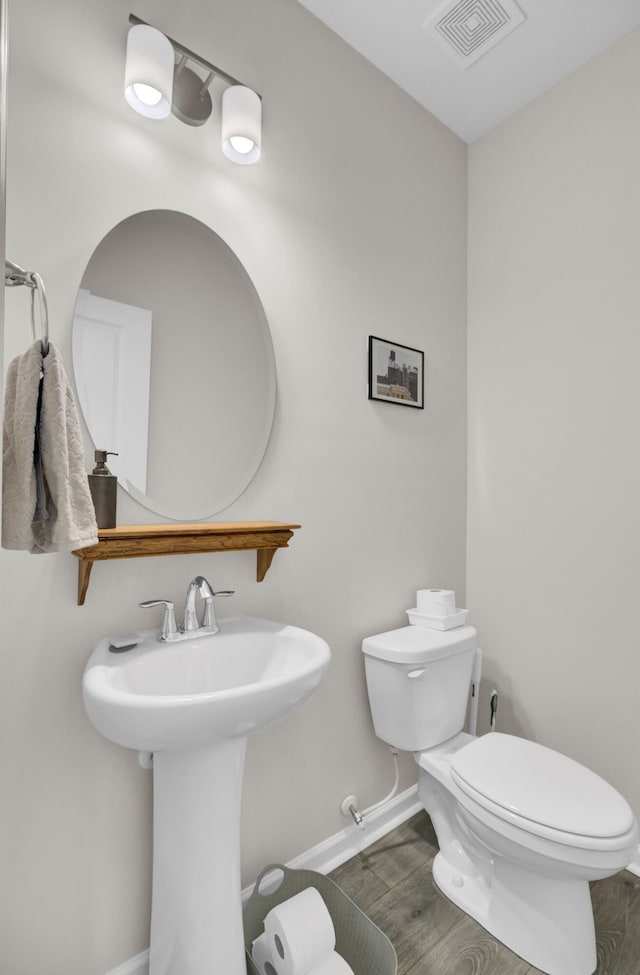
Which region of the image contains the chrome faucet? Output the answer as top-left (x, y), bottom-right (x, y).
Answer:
top-left (140, 575), bottom-right (234, 642)
top-left (182, 575), bottom-right (234, 635)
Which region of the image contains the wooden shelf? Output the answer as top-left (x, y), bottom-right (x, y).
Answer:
top-left (72, 521), bottom-right (301, 605)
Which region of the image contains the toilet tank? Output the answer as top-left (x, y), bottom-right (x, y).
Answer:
top-left (362, 624), bottom-right (477, 751)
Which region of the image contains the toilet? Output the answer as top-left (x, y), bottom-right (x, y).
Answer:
top-left (362, 621), bottom-right (638, 975)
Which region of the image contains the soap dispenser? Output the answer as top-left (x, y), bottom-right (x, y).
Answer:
top-left (88, 450), bottom-right (118, 529)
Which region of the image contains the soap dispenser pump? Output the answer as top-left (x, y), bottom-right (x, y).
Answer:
top-left (88, 450), bottom-right (118, 529)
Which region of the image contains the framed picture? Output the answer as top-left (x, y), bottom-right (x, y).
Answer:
top-left (368, 335), bottom-right (424, 409)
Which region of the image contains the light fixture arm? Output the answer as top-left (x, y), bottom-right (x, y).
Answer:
top-left (128, 13), bottom-right (261, 100)
top-left (174, 53), bottom-right (188, 77)
top-left (199, 71), bottom-right (216, 99)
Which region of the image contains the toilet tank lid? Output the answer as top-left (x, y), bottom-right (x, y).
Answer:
top-left (362, 624), bottom-right (477, 664)
top-left (450, 733), bottom-right (636, 839)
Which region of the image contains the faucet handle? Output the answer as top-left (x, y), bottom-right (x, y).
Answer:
top-left (202, 590), bottom-right (235, 627)
top-left (139, 599), bottom-right (178, 642)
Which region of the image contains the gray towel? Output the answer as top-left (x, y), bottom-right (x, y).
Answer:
top-left (2, 340), bottom-right (99, 553)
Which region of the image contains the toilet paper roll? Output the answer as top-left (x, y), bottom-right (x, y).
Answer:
top-left (264, 887), bottom-right (336, 975)
top-left (251, 932), bottom-right (277, 975)
top-left (416, 588), bottom-right (456, 616)
top-left (307, 950), bottom-right (355, 975)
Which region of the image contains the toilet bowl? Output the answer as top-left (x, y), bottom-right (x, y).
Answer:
top-left (417, 731), bottom-right (637, 975)
top-left (362, 622), bottom-right (638, 975)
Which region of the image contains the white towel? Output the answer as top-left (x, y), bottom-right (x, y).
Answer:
top-left (2, 340), bottom-right (99, 553)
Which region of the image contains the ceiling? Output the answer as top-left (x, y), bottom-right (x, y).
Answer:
top-left (295, 0), bottom-right (640, 142)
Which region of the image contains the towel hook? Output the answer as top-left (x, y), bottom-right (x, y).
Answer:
top-left (29, 271), bottom-right (49, 355)
top-left (4, 259), bottom-right (33, 288)
top-left (4, 259), bottom-right (49, 355)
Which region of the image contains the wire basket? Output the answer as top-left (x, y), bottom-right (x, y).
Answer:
top-left (244, 863), bottom-right (397, 975)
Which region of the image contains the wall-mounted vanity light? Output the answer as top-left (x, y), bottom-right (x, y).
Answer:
top-left (124, 14), bottom-right (262, 164)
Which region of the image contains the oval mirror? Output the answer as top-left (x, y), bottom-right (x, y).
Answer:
top-left (72, 210), bottom-right (276, 521)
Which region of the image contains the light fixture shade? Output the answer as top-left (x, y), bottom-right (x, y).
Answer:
top-left (221, 86), bottom-right (262, 164)
top-left (124, 24), bottom-right (174, 120)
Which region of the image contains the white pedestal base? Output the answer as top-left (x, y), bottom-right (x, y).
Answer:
top-left (149, 739), bottom-right (247, 975)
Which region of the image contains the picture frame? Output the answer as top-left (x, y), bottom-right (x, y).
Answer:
top-left (368, 335), bottom-right (424, 409)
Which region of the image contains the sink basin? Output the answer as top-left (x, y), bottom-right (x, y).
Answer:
top-left (83, 615), bottom-right (331, 752)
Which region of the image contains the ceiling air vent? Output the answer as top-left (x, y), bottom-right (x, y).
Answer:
top-left (425, 0), bottom-right (526, 69)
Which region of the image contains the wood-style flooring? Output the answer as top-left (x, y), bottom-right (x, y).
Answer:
top-left (329, 812), bottom-right (640, 975)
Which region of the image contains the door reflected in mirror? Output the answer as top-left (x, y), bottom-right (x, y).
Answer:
top-left (72, 210), bottom-right (276, 521)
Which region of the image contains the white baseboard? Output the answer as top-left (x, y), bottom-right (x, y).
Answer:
top-left (626, 847), bottom-right (640, 877)
top-left (105, 950), bottom-right (149, 975)
top-left (104, 785), bottom-right (420, 975)
top-left (275, 784), bottom-right (421, 877)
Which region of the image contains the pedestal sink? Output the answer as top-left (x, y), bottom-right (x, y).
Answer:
top-left (82, 616), bottom-right (331, 975)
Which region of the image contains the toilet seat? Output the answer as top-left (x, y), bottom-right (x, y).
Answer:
top-left (450, 733), bottom-right (635, 848)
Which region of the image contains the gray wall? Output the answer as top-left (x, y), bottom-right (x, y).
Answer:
top-left (468, 30), bottom-right (640, 812)
top-left (0, 1), bottom-right (467, 972)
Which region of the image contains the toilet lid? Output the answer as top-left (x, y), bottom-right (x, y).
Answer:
top-left (450, 733), bottom-right (634, 839)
